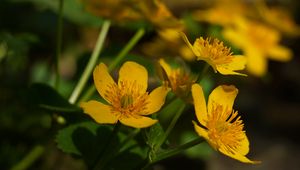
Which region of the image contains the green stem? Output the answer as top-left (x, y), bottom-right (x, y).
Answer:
top-left (153, 137), bottom-right (204, 164)
top-left (54, 0), bottom-right (64, 89)
top-left (108, 28), bottom-right (145, 71)
top-left (78, 28), bottom-right (145, 103)
top-left (68, 20), bottom-right (111, 104)
top-left (92, 123), bottom-right (121, 170)
top-left (11, 145), bottom-right (45, 170)
top-left (154, 103), bottom-right (186, 152)
top-left (197, 63), bottom-right (210, 83)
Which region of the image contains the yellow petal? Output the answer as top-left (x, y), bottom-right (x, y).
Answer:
top-left (120, 116), bottom-right (157, 128)
top-left (208, 85), bottom-right (238, 116)
top-left (80, 100), bottom-right (118, 124)
top-left (118, 61), bottom-right (148, 93)
top-left (159, 59), bottom-right (172, 76)
top-left (222, 28), bottom-right (246, 49)
top-left (143, 86), bottom-right (170, 115)
top-left (93, 63), bottom-right (116, 103)
top-left (268, 45), bottom-right (292, 62)
top-left (180, 32), bottom-right (200, 57)
top-left (238, 133), bottom-right (250, 155)
top-left (245, 48), bottom-right (267, 77)
top-left (193, 121), bottom-right (209, 140)
top-left (218, 145), bottom-right (261, 164)
top-left (216, 55), bottom-right (247, 76)
top-left (192, 84), bottom-right (208, 125)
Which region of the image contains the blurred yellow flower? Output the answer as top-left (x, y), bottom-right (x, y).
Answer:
top-left (141, 28), bottom-right (195, 61)
top-left (137, 0), bottom-right (183, 29)
top-left (192, 0), bottom-right (249, 27)
top-left (181, 33), bottom-right (247, 76)
top-left (80, 61), bottom-right (169, 128)
top-left (256, 0), bottom-right (300, 36)
top-left (159, 59), bottom-right (195, 98)
top-left (192, 84), bottom-right (260, 164)
top-left (82, 0), bottom-right (142, 22)
top-left (223, 19), bottom-right (292, 76)
top-left (82, 0), bottom-right (182, 29)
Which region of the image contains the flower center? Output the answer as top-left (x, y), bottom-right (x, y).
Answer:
top-left (120, 94), bottom-right (134, 108)
top-left (206, 103), bottom-right (245, 151)
top-left (195, 37), bottom-right (233, 66)
top-left (105, 81), bottom-right (149, 118)
top-left (168, 69), bottom-right (194, 97)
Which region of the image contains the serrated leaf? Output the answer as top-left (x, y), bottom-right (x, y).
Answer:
top-left (144, 122), bottom-right (165, 149)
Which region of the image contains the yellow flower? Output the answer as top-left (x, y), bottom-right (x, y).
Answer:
top-left (181, 33), bottom-right (247, 76)
top-left (159, 59), bottom-right (195, 98)
top-left (192, 0), bottom-right (249, 27)
top-left (256, 0), bottom-right (300, 36)
top-left (223, 19), bottom-right (292, 76)
top-left (191, 84), bottom-right (260, 164)
top-left (141, 28), bottom-right (195, 61)
top-left (80, 61), bottom-right (170, 128)
top-left (82, 0), bottom-right (142, 22)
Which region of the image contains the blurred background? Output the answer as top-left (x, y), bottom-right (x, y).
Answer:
top-left (1, 0), bottom-right (300, 169)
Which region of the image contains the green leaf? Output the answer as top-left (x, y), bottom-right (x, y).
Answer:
top-left (56, 121), bottom-right (118, 167)
top-left (29, 83), bottom-right (80, 113)
top-left (143, 122), bottom-right (165, 150)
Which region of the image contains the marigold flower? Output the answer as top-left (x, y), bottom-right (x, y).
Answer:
top-left (80, 61), bottom-right (169, 128)
top-left (223, 19), bottom-right (292, 76)
top-left (181, 33), bottom-right (247, 76)
top-left (159, 59), bottom-right (195, 98)
top-left (191, 84), bottom-right (260, 163)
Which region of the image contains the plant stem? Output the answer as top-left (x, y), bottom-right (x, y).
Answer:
top-left (68, 20), bottom-right (111, 104)
top-left (152, 137), bottom-right (204, 164)
top-left (154, 103), bottom-right (186, 152)
top-left (11, 145), bottom-right (45, 170)
top-left (108, 28), bottom-right (145, 71)
top-left (78, 28), bottom-right (145, 103)
top-left (197, 63), bottom-right (210, 83)
top-left (54, 0), bottom-right (64, 90)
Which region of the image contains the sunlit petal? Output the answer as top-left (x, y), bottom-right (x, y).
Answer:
top-left (80, 100), bottom-right (118, 124)
top-left (192, 84), bottom-right (208, 125)
top-left (120, 116), bottom-right (157, 128)
top-left (143, 86), bottom-right (170, 115)
top-left (208, 85), bottom-right (238, 117)
top-left (93, 63), bottom-right (117, 103)
top-left (118, 61), bottom-right (148, 93)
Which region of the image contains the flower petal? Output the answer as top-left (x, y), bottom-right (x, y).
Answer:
top-left (218, 145), bottom-right (260, 164)
top-left (180, 32), bottom-right (200, 57)
top-left (192, 84), bottom-right (208, 125)
top-left (118, 61), bottom-right (148, 93)
top-left (268, 45), bottom-right (292, 62)
top-left (142, 86), bottom-right (170, 115)
top-left (159, 59), bottom-right (172, 77)
top-left (80, 100), bottom-right (118, 124)
top-left (245, 48), bottom-right (267, 77)
top-left (120, 116), bottom-right (157, 128)
top-left (193, 121), bottom-right (209, 140)
top-left (208, 85), bottom-right (238, 117)
top-left (93, 63), bottom-right (116, 103)
top-left (216, 55), bottom-right (247, 76)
